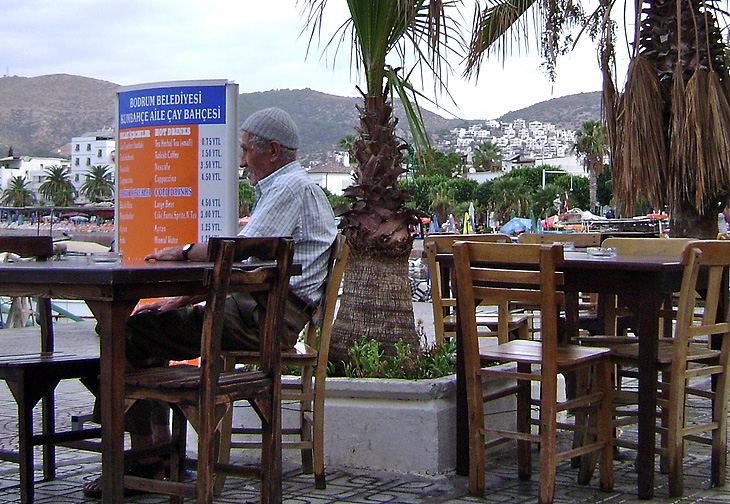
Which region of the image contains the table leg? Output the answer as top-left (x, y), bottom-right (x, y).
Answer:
top-left (622, 292), bottom-right (661, 500)
top-left (87, 300), bottom-right (137, 504)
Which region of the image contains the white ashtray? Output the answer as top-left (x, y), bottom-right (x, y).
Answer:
top-left (554, 241), bottom-right (575, 251)
top-left (586, 247), bottom-right (617, 258)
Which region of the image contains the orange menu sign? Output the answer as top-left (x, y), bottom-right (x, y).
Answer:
top-left (116, 81), bottom-right (238, 260)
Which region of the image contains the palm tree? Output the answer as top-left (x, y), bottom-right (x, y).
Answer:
top-left (38, 165), bottom-right (76, 207)
top-left (603, 0), bottom-right (730, 237)
top-left (301, 0), bottom-right (463, 366)
top-left (573, 120), bottom-right (607, 213)
top-left (80, 165), bottom-right (114, 203)
top-left (471, 140), bottom-right (503, 172)
top-left (489, 176), bottom-right (530, 224)
top-left (1, 176), bottom-right (36, 207)
top-left (464, 0), bottom-right (730, 238)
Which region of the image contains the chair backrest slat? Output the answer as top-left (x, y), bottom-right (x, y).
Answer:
top-left (602, 237), bottom-right (697, 257)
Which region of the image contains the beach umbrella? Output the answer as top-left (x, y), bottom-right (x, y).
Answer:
top-left (462, 212), bottom-right (474, 234)
top-left (429, 215), bottom-right (440, 234)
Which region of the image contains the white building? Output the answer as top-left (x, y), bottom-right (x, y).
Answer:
top-left (306, 161), bottom-right (353, 196)
top-left (0, 155), bottom-right (70, 196)
top-left (70, 128), bottom-right (116, 187)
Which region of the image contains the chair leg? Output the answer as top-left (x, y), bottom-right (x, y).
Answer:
top-left (41, 391), bottom-right (56, 482)
top-left (596, 359), bottom-right (614, 493)
top-left (18, 386), bottom-right (34, 504)
top-left (170, 410), bottom-right (187, 504)
top-left (712, 370), bottom-right (729, 488)
top-left (214, 358), bottom-right (236, 496)
top-left (312, 393), bottom-right (326, 489)
top-left (259, 398), bottom-right (282, 504)
top-left (538, 379), bottom-right (557, 504)
top-left (516, 370), bottom-right (531, 480)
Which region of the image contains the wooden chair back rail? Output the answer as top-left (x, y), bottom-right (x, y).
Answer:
top-left (453, 241), bottom-right (613, 503)
top-left (609, 240), bottom-right (730, 497)
top-left (517, 233), bottom-right (601, 247)
top-left (601, 237), bottom-right (697, 257)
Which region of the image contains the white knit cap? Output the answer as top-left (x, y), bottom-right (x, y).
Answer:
top-left (241, 107), bottom-right (300, 150)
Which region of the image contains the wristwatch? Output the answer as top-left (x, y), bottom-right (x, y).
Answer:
top-left (181, 243), bottom-right (194, 261)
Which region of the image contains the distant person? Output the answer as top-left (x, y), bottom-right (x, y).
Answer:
top-left (83, 107), bottom-right (338, 497)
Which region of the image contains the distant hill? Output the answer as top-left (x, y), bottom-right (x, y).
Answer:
top-left (0, 74), bottom-right (601, 161)
top-left (499, 91), bottom-right (601, 130)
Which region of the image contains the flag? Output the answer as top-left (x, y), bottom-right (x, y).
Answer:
top-left (563, 193), bottom-right (569, 213)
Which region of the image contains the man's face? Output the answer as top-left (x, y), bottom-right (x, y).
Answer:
top-left (239, 131), bottom-right (273, 185)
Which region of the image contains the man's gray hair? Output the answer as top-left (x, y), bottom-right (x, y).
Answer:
top-left (248, 134), bottom-right (297, 163)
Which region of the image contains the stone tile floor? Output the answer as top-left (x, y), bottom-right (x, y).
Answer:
top-left (0, 320), bottom-right (728, 503)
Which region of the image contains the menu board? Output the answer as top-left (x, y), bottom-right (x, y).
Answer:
top-left (116, 80), bottom-right (239, 260)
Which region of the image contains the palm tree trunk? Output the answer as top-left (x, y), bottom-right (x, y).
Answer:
top-left (670, 201), bottom-right (718, 238)
top-left (329, 248), bottom-right (419, 372)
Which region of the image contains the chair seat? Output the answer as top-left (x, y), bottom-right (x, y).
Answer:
top-left (126, 365), bottom-right (271, 398)
top-left (480, 339), bottom-right (611, 367)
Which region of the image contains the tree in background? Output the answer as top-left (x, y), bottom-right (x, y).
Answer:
top-left (238, 180), bottom-right (255, 217)
top-left (489, 176), bottom-right (530, 224)
top-left (302, 0), bottom-right (465, 366)
top-left (80, 165), bottom-right (114, 203)
top-left (1, 176), bottom-right (36, 207)
top-left (471, 140), bottom-right (503, 171)
top-left (573, 120), bottom-right (607, 213)
top-left (38, 165), bottom-right (76, 207)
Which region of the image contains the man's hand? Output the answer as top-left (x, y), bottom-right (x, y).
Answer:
top-left (144, 246), bottom-right (183, 262)
top-left (132, 296), bottom-right (190, 315)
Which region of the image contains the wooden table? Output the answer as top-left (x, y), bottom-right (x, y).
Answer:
top-left (438, 250), bottom-right (684, 500)
top-left (0, 258), bottom-right (214, 504)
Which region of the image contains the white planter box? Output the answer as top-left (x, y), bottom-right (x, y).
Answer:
top-left (230, 370), bottom-right (516, 474)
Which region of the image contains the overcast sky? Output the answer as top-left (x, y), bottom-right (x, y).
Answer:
top-left (3, 0), bottom-right (631, 120)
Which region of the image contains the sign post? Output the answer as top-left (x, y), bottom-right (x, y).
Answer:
top-left (116, 80), bottom-right (239, 260)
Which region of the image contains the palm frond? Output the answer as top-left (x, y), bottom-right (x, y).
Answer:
top-left (613, 56), bottom-right (666, 214)
top-left (464, 0), bottom-right (538, 77)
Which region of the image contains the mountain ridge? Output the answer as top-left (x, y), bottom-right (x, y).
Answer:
top-left (0, 74), bottom-right (601, 162)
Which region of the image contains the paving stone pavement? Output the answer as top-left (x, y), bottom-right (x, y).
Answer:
top-left (0, 319), bottom-right (729, 503)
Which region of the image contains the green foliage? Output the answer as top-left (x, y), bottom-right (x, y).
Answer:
top-left (471, 140), bottom-right (503, 171)
top-left (597, 168), bottom-right (612, 207)
top-left (80, 165), bottom-right (114, 203)
top-left (320, 186), bottom-right (349, 210)
top-left (1, 176), bottom-right (36, 207)
top-left (238, 180), bottom-right (255, 217)
top-left (39, 165), bottom-right (76, 206)
top-left (343, 332), bottom-right (456, 380)
top-left (448, 178), bottom-right (479, 203)
top-left (415, 149), bottom-right (464, 178)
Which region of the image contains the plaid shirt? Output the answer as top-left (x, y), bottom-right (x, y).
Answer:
top-left (240, 160), bottom-right (337, 305)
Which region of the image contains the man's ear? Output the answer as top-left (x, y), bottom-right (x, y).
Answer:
top-left (269, 141), bottom-right (282, 160)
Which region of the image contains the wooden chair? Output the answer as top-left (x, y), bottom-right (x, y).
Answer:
top-left (0, 236), bottom-right (100, 504)
top-left (610, 240), bottom-right (730, 496)
top-left (124, 237), bottom-right (294, 504)
top-left (517, 232), bottom-right (601, 248)
top-left (453, 241), bottom-right (613, 504)
top-left (216, 234), bottom-right (349, 491)
top-left (423, 234), bottom-right (530, 344)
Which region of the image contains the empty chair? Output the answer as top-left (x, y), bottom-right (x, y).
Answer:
top-left (216, 234), bottom-right (349, 491)
top-left (0, 236), bottom-right (100, 504)
top-left (610, 240), bottom-right (730, 496)
top-left (124, 237), bottom-right (293, 504)
top-left (453, 241), bottom-right (613, 504)
top-left (423, 234), bottom-right (529, 344)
